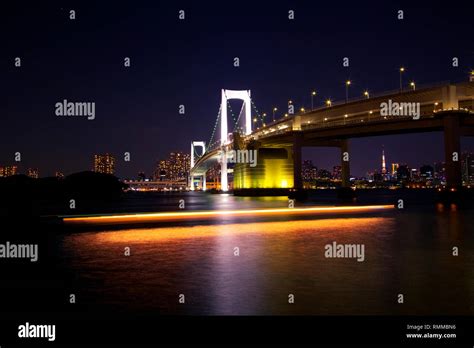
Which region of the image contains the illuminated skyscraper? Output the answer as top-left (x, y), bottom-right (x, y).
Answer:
top-left (155, 151), bottom-right (190, 182)
top-left (94, 154), bottom-right (115, 175)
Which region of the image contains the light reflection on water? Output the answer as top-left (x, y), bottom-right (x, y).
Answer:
top-left (60, 212), bottom-right (474, 315)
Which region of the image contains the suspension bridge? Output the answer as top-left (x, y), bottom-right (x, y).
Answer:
top-left (190, 81), bottom-right (474, 194)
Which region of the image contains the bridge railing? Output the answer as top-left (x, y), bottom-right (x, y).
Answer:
top-left (299, 105), bottom-right (441, 131)
top-left (250, 102), bottom-right (450, 140)
top-left (312, 80), bottom-right (452, 109)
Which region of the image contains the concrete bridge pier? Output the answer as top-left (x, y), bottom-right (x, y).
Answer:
top-left (202, 175), bottom-right (207, 191)
top-left (220, 149), bottom-right (228, 192)
top-left (340, 139), bottom-right (351, 188)
top-left (292, 133), bottom-right (303, 190)
top-left (443, 113), bottom-right (462, 190)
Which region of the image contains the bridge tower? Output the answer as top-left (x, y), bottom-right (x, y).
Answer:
top-left (220, 89), bottom-right (252, 192)
top-left (190, 141), bottom-right (206, 191)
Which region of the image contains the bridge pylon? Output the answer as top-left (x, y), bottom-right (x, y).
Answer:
top-left (218, 89), bottom-right (252, 191)
top-left (190, 141), bottom-right (206, 191)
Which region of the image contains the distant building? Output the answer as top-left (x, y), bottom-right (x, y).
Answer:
top-left (0, 165), bottom-right (18, 177)
top-left (301, 160), bottom-right (318, 188)
top-left (397, 164), bottom-right (410, 181)
top-left (156, 160), bottom-right (167, 180)
top-left (317, 168), bottom-right (331, 179)
top-left (434, 162), bottom-right (446, 180)
top-left (27, 168), bottom-right (39, 179)
top-left (206, 162), bottom-right (221, 190)
top-left (155, 151), bottom-right (190, 182)
top-left (332, 165), bottom-right (342, 180)
top-left (94, 154), bottom-right (115, 175)
top-left (420, 165), bottom-right (434, 179)
top-left (302, 160), bottom-right (318, 181)
top-left (366, 171), bottom-right (375, 181)
top-left (55, 171), bottom-right (65, 179)
top-left (391, 163), bottom-right (399, 175)
top-left (373, 170), bottom-right (383, 183)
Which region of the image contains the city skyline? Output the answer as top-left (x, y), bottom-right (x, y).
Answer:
top-left (3, 2), bottom-right (474, 179)
top-left (2, 146), bottom-right (474, 187)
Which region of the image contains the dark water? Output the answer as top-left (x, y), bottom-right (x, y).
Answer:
top-left (56, 191), bottom-right (474, 316)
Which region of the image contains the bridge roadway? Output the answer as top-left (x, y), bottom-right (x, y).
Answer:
top-left (191, 82), bottom-right (474, 191)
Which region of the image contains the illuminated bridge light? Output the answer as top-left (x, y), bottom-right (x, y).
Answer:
top-left (62, 205), bottom-right (394, 226)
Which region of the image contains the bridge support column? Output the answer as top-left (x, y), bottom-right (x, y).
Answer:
top-left (443, 114), bottom-right (462, 189)
top-left (341, 139), bottom-right (350, 188)
top-left (221, 150), bottom-right (228, 192)
top-left (190, 176), bottom-right (194, 191)
top-left (293, 133), bottom-right (303, 190)
top-left (202, 175), bottom-right (206, 191)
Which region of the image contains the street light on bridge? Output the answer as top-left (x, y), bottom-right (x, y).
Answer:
top-left (399, 67), bottom-right (405, 92)
top-left (345, 80), bottom-right (351, 103)
top-left (311, 90), bottom-right (317, 110)
top-left (272, 107), bottom-right (278, 121)
top-left (326, 99), bottom-right (332, 107)
top-left (364, 90), bottom-right (370, 99)
top-left (300, 107), bottom-right (305, 113)
top-left (410, 81), bottom-right (416, 91)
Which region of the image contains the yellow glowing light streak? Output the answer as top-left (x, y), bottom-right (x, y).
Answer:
top-left (62, 205), bottom-right (394, 225)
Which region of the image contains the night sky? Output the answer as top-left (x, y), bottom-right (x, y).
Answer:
top-left (2, 1), bottom-right (473, 178)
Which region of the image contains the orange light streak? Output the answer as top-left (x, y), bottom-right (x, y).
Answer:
top-left (63, 205), bottom-right (394, 225)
